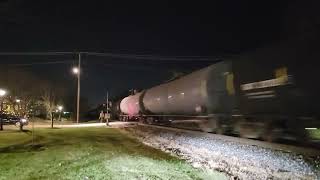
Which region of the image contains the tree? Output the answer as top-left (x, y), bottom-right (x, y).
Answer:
top-left (0, 67), bottom-right (40, 116)
top-left (39, 80), bottom-right (67, 120)
top-left (0, 67), bottom-right (68, 119)
top-left (40, 85), bottom-right (56, 119)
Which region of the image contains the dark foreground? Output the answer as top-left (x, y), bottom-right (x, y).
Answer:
top-left (124, 124), bottom-right (320, 179)
top-left (0, 127), bottom-right (226, 180)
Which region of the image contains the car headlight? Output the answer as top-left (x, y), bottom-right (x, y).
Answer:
top-left (21, 119), bottom-right (27, 123)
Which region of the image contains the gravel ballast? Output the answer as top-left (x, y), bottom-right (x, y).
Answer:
top-left (122, 125), bottom-right (320, 180)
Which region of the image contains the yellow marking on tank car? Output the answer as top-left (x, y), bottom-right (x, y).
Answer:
top-left (226, 73), bottom-right (235, 95)
top-left (275, 67), bottom-right (288, 81)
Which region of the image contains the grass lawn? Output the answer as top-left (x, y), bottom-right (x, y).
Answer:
top-left (308, 129), bottom-right (320, 140)
top-left (0, 127), bottom-right (226, 180)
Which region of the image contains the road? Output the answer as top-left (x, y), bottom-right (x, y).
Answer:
top-left (3, 121), bottom-right (138, 129)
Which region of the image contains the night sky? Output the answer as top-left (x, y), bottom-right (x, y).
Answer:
top-left (0, 0), bottom-right (318, 107)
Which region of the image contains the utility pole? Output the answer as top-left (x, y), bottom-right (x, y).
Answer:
top-left (76, 53), bottom-right (81, 124)
top-left (0, 98), bottom-right (2, 131)
top-left (106, 91), bottom-right (109, 126)
top-left (51, 112), bottom-right (54, 128)
top-left (32, 114), bottom-right (35, 145)
top-left (0, 99), bottom-right (3, 131)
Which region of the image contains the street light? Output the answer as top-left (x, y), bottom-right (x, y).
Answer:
top-left (72, 67), bottom-right (79, 74)
top-left (15, 99), bottom-right (21, 116)
top-left (72, 53), bottom-right (81, 123)
top-left (57, 105), bottom-right (63, 122)
top-left (57, 105), bottom-right (63, 111)
top-left (0, 89), bottom-right (6, 97)
top-left (0, 89), bottom-right (7, 111)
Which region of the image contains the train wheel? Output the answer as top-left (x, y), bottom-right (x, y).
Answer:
top-left (216, 117), bottom-right (230, 135)
top-left (216, 125), bottom-right (226, 135)
top-left (261, 128), bottom-right (282, 142)
top-left (199, 119), bottom-right (218, 133)
top-left (287, 118), bottom-right (310, 144)
top-left (293, 128), bottom-right (310, 144)
top-left (261, 121), bottom-right (283, 142)
top-left (146, 117), bottom-right (154, 124)
top-left (199, 120), bottom-right (212, 132)
top-left (138, 117), bottom-right (145, 124)
top-left (236, 120), bottom-right (264, 139)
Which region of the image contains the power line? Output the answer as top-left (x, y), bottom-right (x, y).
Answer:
top-left (0, 52), bottom-right (76, 56)
top-left (87, 52), bottom-right (220, 61)
top-left (0, 51), bottom-right (222, 62)
top-left (8, 60), bottom-right (74, 66)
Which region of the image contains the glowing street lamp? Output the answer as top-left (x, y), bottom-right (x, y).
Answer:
top-left (57, 105), bottom-right (63, 111)
top-left (72, 67), bottom-right (79, 74)
top-left (15, 99), bottom-right (21, 116)
top-left (0, 89), bottom-right (6, 97)
top-left (57, 105), bottom-right (63, 122)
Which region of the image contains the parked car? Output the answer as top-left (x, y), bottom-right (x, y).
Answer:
top-left (0, 113), bottom-right (29, 130)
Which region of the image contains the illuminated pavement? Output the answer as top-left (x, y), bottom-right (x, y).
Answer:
top-left (4, 121), bottom-right (138, 129)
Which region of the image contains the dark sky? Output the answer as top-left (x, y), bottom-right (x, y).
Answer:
top-left (0, 0), bottom-right (317, 107)
top-left (0, 1), bottom-right (289, 53)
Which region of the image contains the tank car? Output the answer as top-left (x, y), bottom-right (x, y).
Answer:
top-left (119, 59), bottom-right (320, 141)
top-left (119, 92), bottom-right (141, 121)
top-left (120, 61), bottom-right (237, 131)
top-left (142, 61), bottom-right (234, 116)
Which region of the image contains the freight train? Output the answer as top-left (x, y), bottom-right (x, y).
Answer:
top-left (116, 59), bottom-right (320, 141)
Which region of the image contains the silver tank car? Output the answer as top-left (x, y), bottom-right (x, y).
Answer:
top-left (142, 61), bottom-right (235, 116)
top-left (118, 48), bottom-right (320, 140)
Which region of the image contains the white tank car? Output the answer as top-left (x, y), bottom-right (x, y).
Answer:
top-left (119, 92), bottom-right (141, 117)
top-left (142, 61), bottom-right (235, 115)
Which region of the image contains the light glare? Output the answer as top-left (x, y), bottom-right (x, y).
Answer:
top-left (72, 67), bottom-right (79, 74)
top-left (0, 89), bottom-right (6, 96)
top-left (57, 105), bottom-right (63, 111)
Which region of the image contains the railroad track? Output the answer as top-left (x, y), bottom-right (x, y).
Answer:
top-left (137, 122), bottom-right (320, 157)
